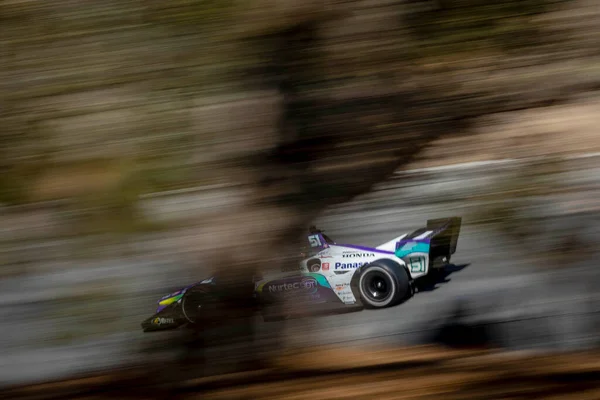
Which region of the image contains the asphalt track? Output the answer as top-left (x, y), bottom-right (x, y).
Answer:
top-left (1, 156), bottom-right (599, 386)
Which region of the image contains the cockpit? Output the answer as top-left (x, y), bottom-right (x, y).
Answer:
top-left (295, 226), bottom-right (336, 261)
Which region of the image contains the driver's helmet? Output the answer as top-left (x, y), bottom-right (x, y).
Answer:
top-left (308, 225), bottom-right (322, 234)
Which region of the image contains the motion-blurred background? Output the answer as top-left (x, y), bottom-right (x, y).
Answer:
top-left (1, 0), bottom-right (599, 393)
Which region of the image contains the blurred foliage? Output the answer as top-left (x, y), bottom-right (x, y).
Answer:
top-left (405, 0), bottom-right (573, 58)
top-left (0, 0), bottom-right (588, 238)
top-left (144, 0), bottom-right (238, 31)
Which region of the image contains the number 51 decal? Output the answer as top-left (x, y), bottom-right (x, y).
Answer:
top-left (408, 256), bottom-right (426, 273)
top-left (308, 234), bottom-right (322, 247)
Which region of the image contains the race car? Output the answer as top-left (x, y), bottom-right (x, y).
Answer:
top-left (141, 216), bottom-right (462, 332)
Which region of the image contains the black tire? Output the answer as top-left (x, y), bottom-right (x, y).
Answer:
top-left (307, 258), bottom-right (321, 273)
top-left (357, 259), bottom-right (411, 308)
top-left (181, 285), bottom-right (218, 324)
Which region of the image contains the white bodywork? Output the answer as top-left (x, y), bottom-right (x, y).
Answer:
top-left (297, 232), bottom-right (431, 305)
top-left (254, 218), bottom-right (462, 307)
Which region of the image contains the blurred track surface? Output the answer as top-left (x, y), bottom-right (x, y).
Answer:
top-left (1, 156), bottom-right (599, 385)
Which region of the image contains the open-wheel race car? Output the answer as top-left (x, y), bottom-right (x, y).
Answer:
top-left (141, 217), bottom-right (462, 332)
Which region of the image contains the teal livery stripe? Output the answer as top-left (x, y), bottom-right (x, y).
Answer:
top-left (303, 272), bottom-right (332, 289)
top-left (395, 241), bottom-right (430, 258)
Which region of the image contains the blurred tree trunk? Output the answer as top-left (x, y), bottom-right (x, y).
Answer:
top-left (173, 4), bottom-right (461, 377)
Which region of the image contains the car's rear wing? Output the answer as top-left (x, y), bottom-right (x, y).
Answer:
top-left (427, 216), bottom-right (462, 261)
top-left (395, 217), bottom-right (462, 274)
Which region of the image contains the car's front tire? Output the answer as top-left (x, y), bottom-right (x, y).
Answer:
top-left (357, 260), bottom-right (411, 308)
top-left (181, 285), bottom-right (222, 325)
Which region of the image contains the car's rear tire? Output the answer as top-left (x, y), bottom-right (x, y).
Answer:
top-left (358, 260), bottom-right (411, 308)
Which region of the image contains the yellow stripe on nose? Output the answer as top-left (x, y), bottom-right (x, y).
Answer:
top-left (158, 294), bottom-right (182, 306)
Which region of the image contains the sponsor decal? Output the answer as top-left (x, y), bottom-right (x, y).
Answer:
top-left (152, 317), bottom-right (175, 326)
top-left (257, 273), bottom-right (331, 293)
top-left (342, 253), bottom-right (375, 258)
top-left (341, 294), bottom-right (355, 303)
top-left (322, 262), bottom-right (330, 271)
top-left (318, 250), bottom-right (332, 259)
top-left (335, 262), bottom-right (369, 270)
top-left (265, 277), bottom-right (318, 294)
top-left (308, 234), bottom-right (322, 248)
top-left (335, 283), bottom-right (347, 292)
top-left (408, 256), bottom-right (426, 273)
